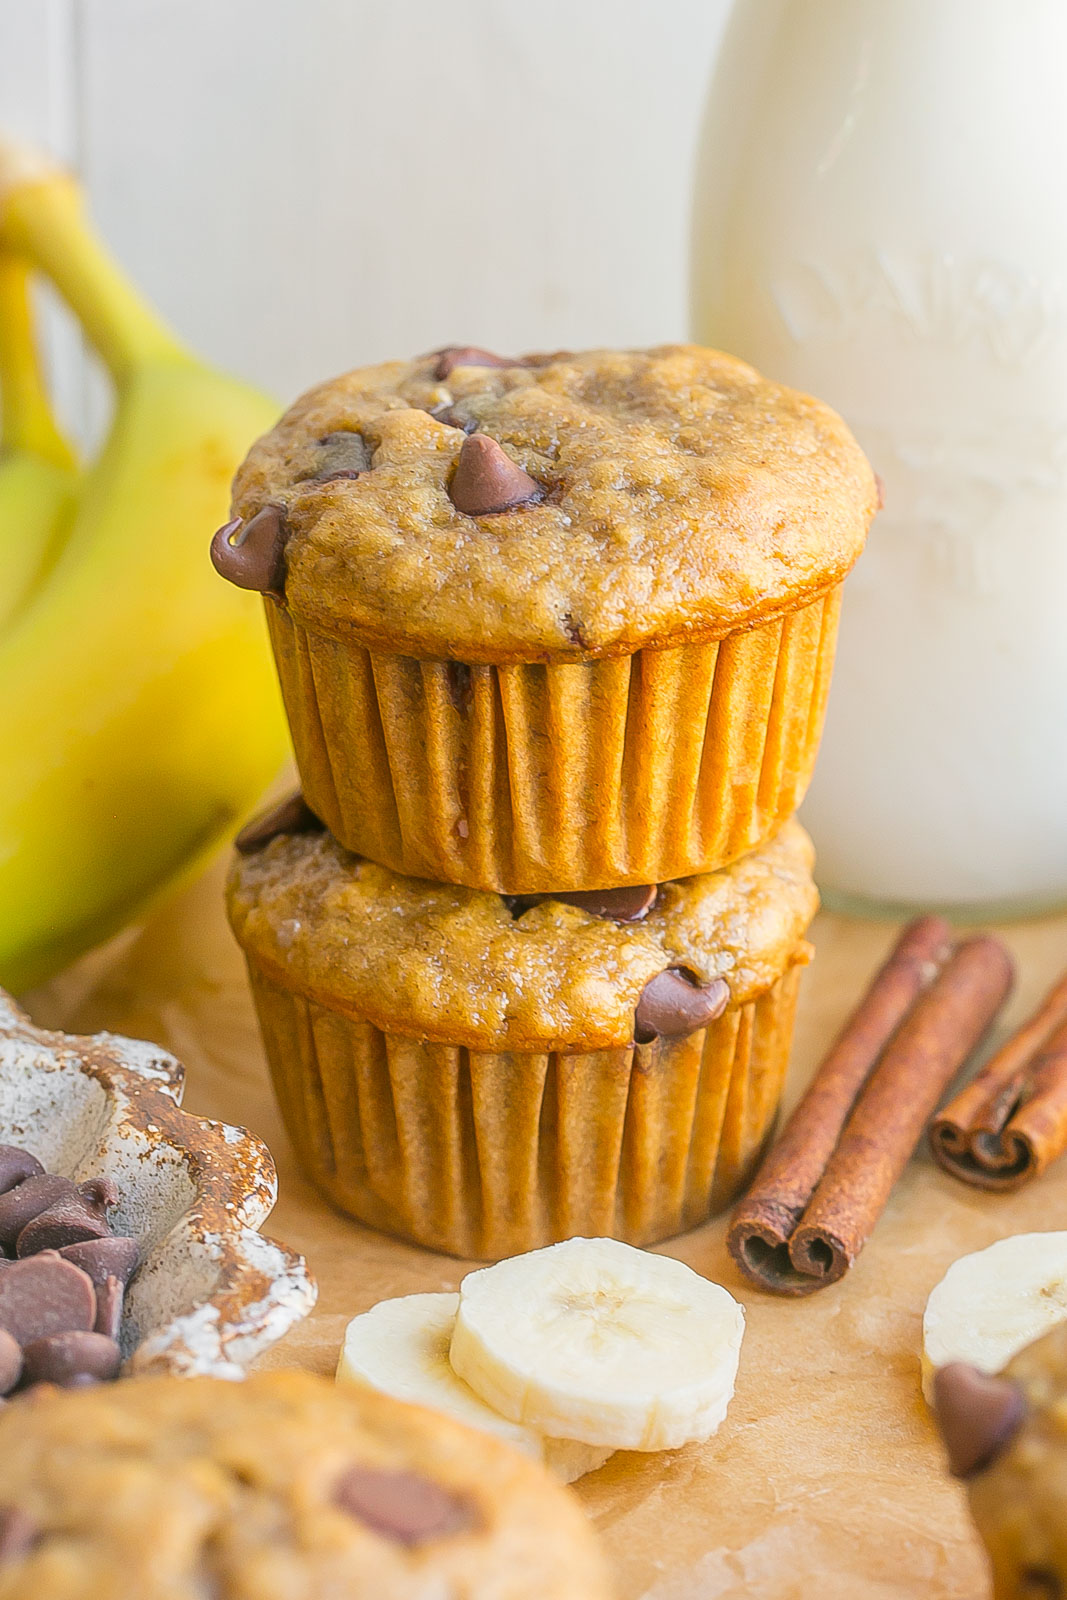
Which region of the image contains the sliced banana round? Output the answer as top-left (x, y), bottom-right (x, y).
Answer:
top-left (336, 1292), bottom-right (611, 1484)
top-left (922, 1232), bottom-right (1067, 1402)
top-left (451, 1237), bottom-right (745, 1452)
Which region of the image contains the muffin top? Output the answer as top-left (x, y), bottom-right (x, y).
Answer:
top-left (0, 1370), bottom-right (612, 1600)
top-left (227, 814), bottom-right (817, 1052)
top-left (229, 344), bottom-right (876, 662)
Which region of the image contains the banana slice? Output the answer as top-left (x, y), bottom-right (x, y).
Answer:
top-left (451, 1237), bottom-right (745, 1451)
top-left (922, 1232), bottom-right (1067, 1402)
top-left (336, 1292), bottom-right (612, 1484)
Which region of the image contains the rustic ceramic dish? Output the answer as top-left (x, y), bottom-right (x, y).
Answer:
top-left (0, 990), bottom-right (315, 1376)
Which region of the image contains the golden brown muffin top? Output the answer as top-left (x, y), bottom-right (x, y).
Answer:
top-left (0, 1371), bottom-right (612, 1600)
top-left (230, 344), bottom-right (876, 663)
top-left (227, 819), bottom-right (817, 1052)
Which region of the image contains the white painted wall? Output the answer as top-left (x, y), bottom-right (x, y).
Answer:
top-left (0, 0), bottom-right (730, 436)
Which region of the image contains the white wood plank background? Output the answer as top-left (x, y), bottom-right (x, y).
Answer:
top-left (0, 0), bottom-right (730, 436)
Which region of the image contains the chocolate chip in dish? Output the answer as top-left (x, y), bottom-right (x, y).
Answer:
top-left (0, 992), bottom-right (314, 1380)
top-left (0, 1370), bottom-right (613, 1598)
top-left (932, 1324), bottom-right (1067, 1599)
top-left (213, 344), bottom-right (877, 894)
top-left (227, 799), bottom-right (818, 1258)
top-left (0, 1142), bottom-right (139, 1397)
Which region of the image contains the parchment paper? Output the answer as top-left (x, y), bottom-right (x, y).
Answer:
top-left (24, 855), bottom-right (1067, 1599)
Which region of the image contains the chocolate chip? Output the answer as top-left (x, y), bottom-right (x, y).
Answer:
top-left (333, 1466), bottom-right (477, 1546)
top-left (93, 1276), bottom-right (123, 1342)
top-left (556, 884), bottom-right (658, 921)
top-left (234, 791), bottom-right (324, 854)
top-left (79, 1178), bottom-right (118, 1212)
top-left (16, 1180), bottom-right (117, 1257)
top-left (209, 503), bottom-right (288, 598)
top-left (21, 1330), bottom-right (121, 1388)
top-left (304, 430), bottom-right (373, 483)
top-left (448, 435), bottom-right (542, 517)
top-left (0, 1330), bottom-right (21, 1395)
top-left (0, 1148), bottom-right (44, 1196)
top-left (432, 346), bottom-right (511, 380)
top-left (0, 1254), bottom-right (95, 1346)
top-left (0, 1507), bottom-right (39, 1563)
top-left (58, 1236), bottom-right (139, 1289)
top-left (933, 1362), bottom-right (1026, 1478)
top-left (0, 1175), bottom-right (75, 1249)
top-left (429, 404), bottom-right (478, 434)
top-left (634, 970), bottom-right (730, 1044)
top-left (1020, 1569), bottom-right (1063, 1600)
top-left (506, 885), bottom-right (659, 922)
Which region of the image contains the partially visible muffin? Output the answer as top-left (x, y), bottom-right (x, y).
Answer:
top-left (214, 343), bottom-right (876, 892)
top-left (0, 1370), bottom-right (613, 1599)
top-left (227, 799), bottom-right (818, 1258)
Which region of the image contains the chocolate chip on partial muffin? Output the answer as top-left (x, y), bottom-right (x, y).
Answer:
top-left (1019, 1569), bottom-right (1063, 1600)
top-left (0, 1175), bottom-right (76, 1250)
top-left (0, 1330), bottom-right (21, 1395)
top-left (0, 1507), bottom-right (40, 1563)
top-left (933, 1362), bottom-right (1027, 1479)
top-left (20, 1330), bottom-right (122, 1389)
top-left (92, 1276), bottom-right (124, 1342)
top-left (333, 1465), bottom-right (478, 1546)
top-left (448, 435), bottom-right (542, 517)
top-left (431, 346), bottom-right (512, 381)
top-left (303, 430), bottom-right (374, 484)
top-left (16, 1179), bottom-right (117, 1257)
top-left (0, 1148), bottom-right (44, 1197)
top-left (0, 1254), bottom-right (96, 1347)
top-left (634, 970), bottom-right (731, 1044)
top-left (58, 1236), bottom-right (140, 1290)
top-left (428, 403), bottom-right (479, 434)
top-left (209, 503), bottom-right (288, 598)
top-left (234, 791), bottom-right (324, 854)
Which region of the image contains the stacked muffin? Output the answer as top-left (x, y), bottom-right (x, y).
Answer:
top-left (215, 344), bottom-right (876, 1259)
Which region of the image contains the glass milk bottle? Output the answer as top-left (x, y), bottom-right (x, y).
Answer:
top-left (692, 0), bottom-right (1067, 916)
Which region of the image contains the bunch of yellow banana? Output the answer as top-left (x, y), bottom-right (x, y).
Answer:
top-left (0, 139), bottom-right (288, 992)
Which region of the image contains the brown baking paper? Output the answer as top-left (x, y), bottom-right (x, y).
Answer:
top-left (25, 854), bottom-right (1067, 1599)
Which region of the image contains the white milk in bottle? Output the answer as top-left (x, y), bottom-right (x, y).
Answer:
top-left (692, 0), bottom-right (1067, 914)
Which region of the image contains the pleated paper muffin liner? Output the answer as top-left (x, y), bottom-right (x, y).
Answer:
top-left (265, 586), bottom-right (841, 894)
top-left (244, 957), bottom-right (805, 1260)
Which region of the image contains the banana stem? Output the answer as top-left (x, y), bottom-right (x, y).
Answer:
top-left (0, 142), bottom-right (190, 381)
top-left (0, 251), bottom-right (76, 467)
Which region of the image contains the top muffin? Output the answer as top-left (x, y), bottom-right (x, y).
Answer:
top-left (231, 344), bottom-right (877, 663)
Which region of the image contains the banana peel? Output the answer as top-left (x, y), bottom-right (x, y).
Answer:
top-left (0, 140), bottom-right (289, 991)
top-left (0, 250), bottom-right (78, 629)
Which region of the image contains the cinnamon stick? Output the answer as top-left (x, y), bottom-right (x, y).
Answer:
top-left (931, 969), bottom-right (1067, 1190)
top-left (727, 917), bottom-right (952, 1291)
top-left (728, 926), bottom-right (1012, 1295)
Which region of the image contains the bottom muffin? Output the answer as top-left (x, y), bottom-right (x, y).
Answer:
top-left (227, 803), bottom-right (818, 1259)
top-left (0, 1370), bottom-right (612, 1598)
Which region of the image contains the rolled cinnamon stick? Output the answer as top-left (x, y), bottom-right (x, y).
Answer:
top-left (931, 969), bottom-right (1067, 1191)
top-left (727, 916), bottom-right (953, 1293)
top-left (729, 929), bottom-right (1013, 1295)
